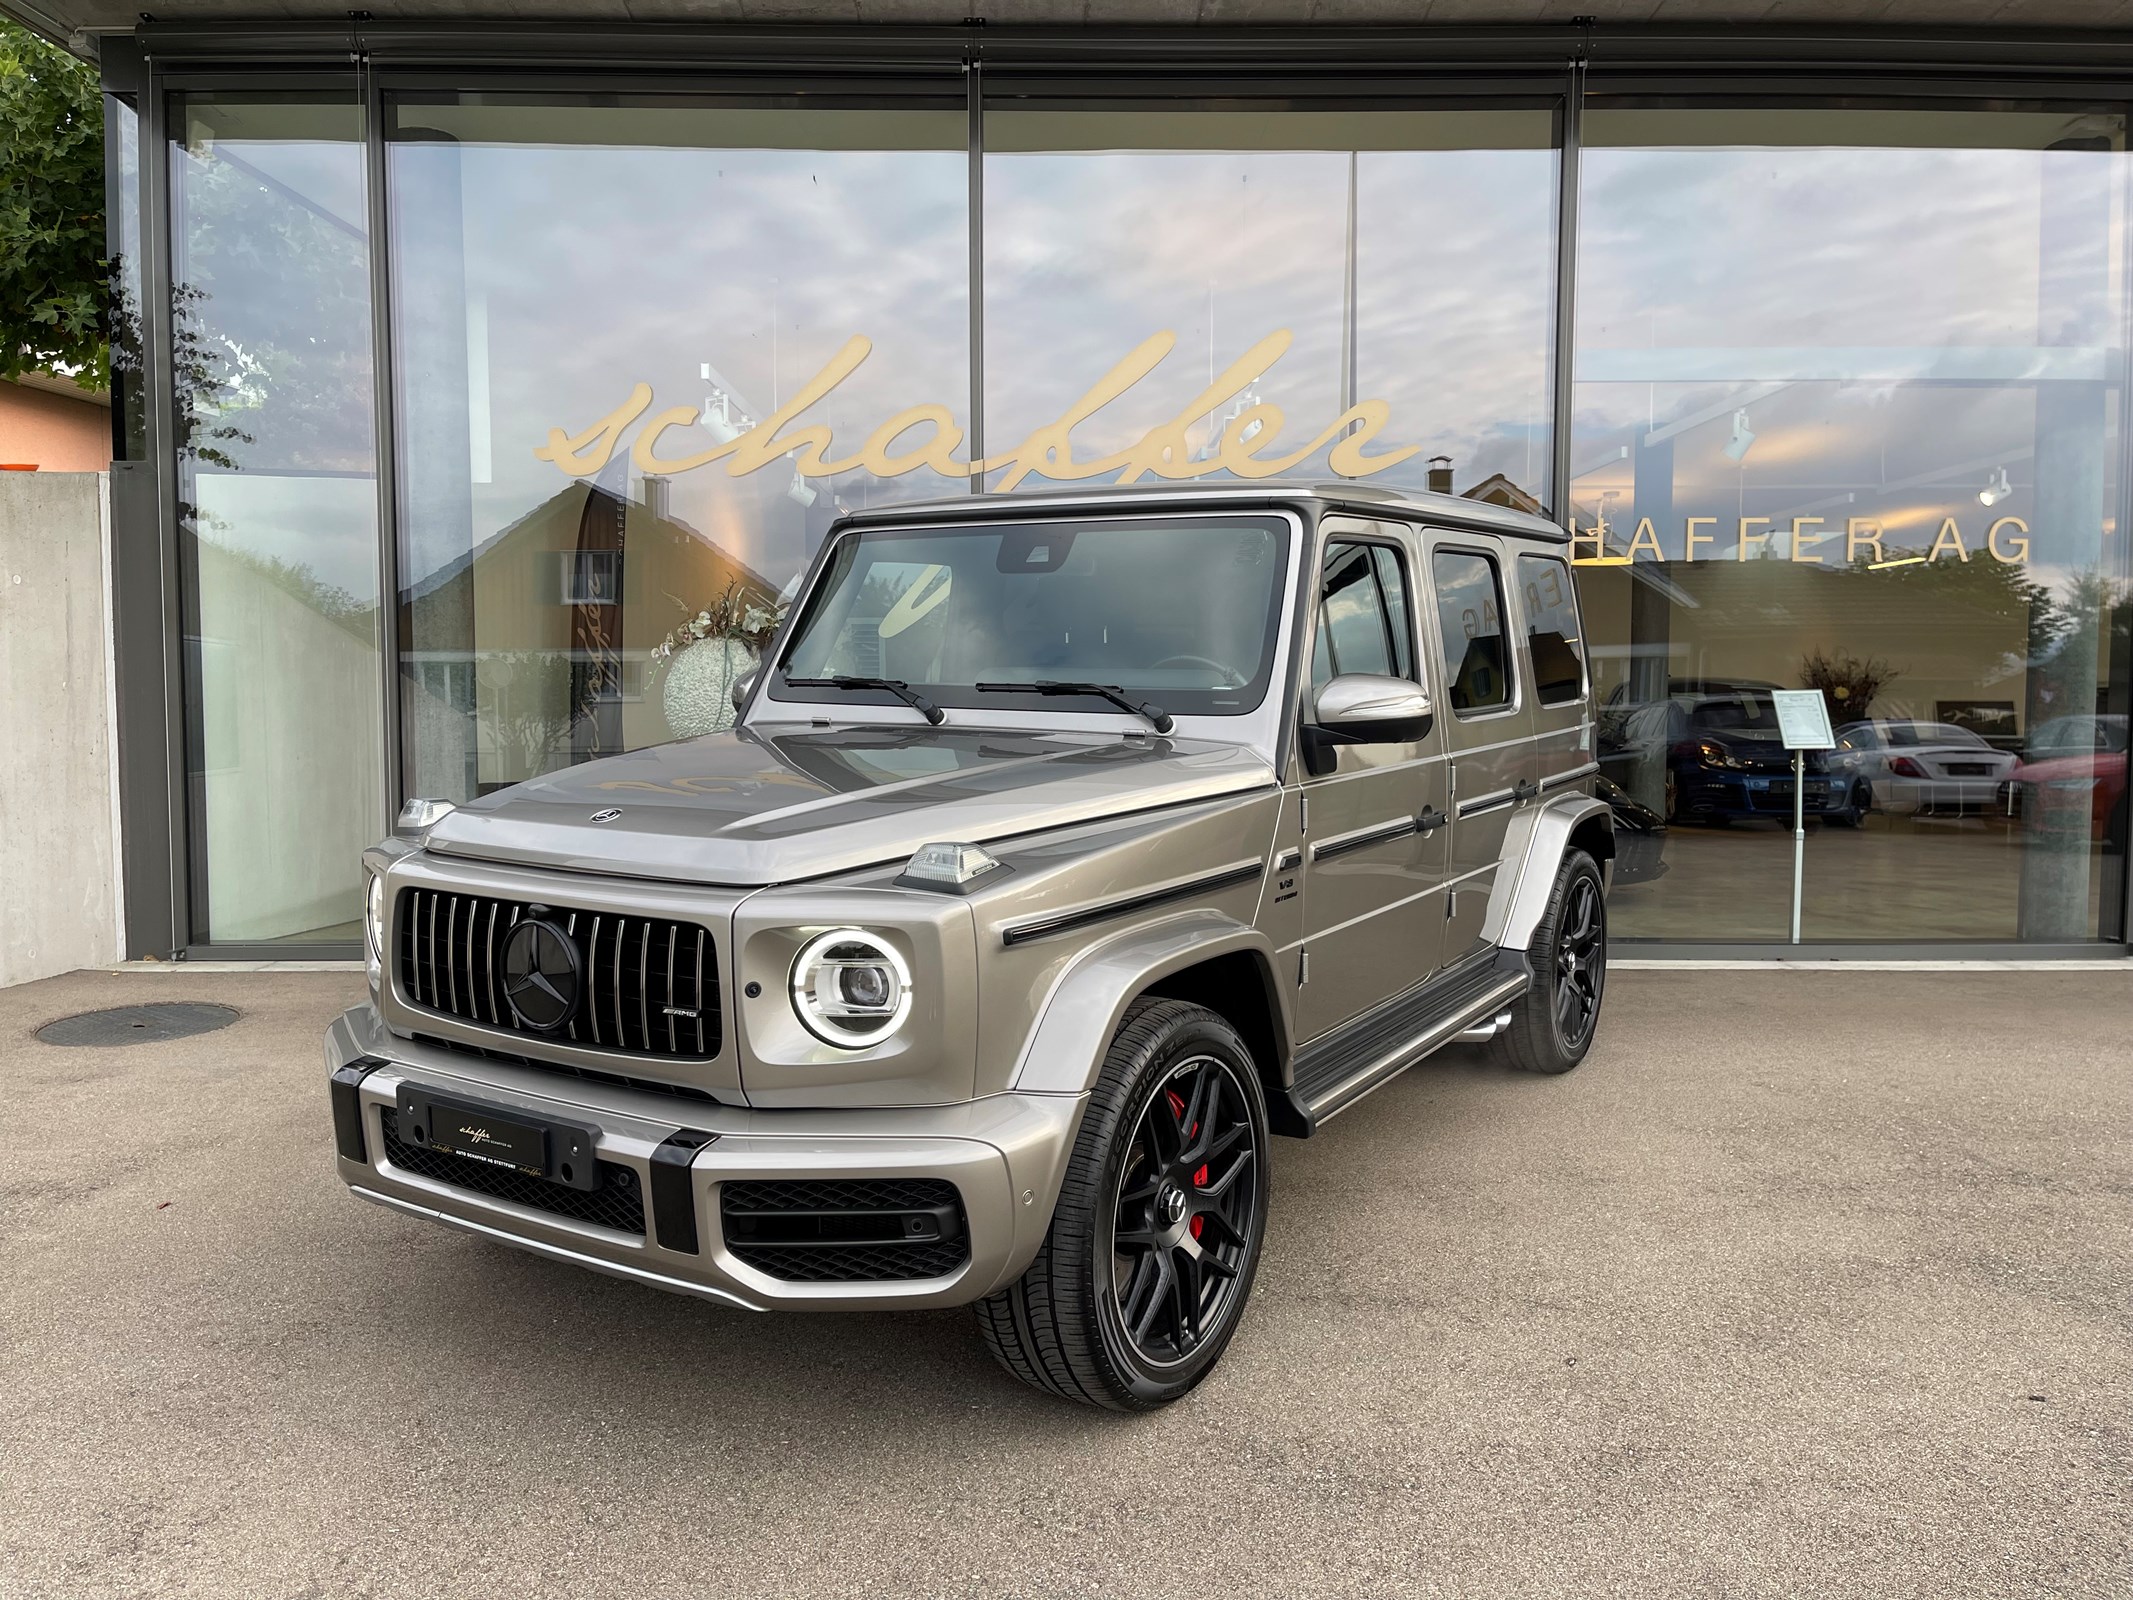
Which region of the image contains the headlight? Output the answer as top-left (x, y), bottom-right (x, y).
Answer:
top-left (363, 872), bottom-right (386, 974)
top-left (1695, 739), bottom-right (1745, 770)
top-left (790, 929), bottom-right (912, 1049)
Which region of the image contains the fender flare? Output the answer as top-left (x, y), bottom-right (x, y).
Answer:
top-left (1009, 910), bottom-right (1289, 1097)
top-left (1484, 794), bottom-right (1615, 952)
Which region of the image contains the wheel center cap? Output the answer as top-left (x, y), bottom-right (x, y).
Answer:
top-left (1157, 1184), bottom-right (1188, 1228)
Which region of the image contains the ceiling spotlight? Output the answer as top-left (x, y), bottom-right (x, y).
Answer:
top-left (1722, 409), bottom-right (1756, 463)
top-left (1979, 465), bottom-right (2013, 507)
top-left (1194, 389), bottom-right (1264, 463)
top-left (786, 469), bottom-right (818, 509)
top-left (700, 388), bottom-right (752, 446)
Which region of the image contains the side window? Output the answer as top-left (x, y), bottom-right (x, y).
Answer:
top-left (1312, 540), bottom-right (1416, 692)
top-left (1431, 549), bottom-right (1512, 714)
top-left (1517, 555), bottom-right (1584, 707)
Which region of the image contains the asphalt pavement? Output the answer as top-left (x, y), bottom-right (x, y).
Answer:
top-left (1, 965), bottom-right (2127, 1599)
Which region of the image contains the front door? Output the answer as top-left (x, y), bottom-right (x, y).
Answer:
top-left (1423, 533), bottom-right (1530, 966)
top-left (1296, 523), bottom-right (1450, 1040)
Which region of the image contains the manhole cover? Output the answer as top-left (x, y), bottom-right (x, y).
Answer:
top-left (36, 1001), bottom-right (240, 1047)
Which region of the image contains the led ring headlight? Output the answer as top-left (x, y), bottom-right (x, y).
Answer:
top-left (790, 929), bottom-right (913, 1049)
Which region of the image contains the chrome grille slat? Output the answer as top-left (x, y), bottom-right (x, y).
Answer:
top-left (394, 888), bottom-right (719, 1063)
top-left (693, 929), bottom-right (708, 1057)
top-left (481, 901), bottom-right (500, 1025)
top-left (443, 894), bottom-right (461, 1019)
top-left (422, 892), bottom-right (439, 1009)
top-left (638, 922), bottom-right (652, 1052)
top-left (664, 926), bottom-right (678, 1054)
top-left (564, 912), bottom-right (587, 1044)
top-left (611, 918), bottom-right (627, 1052)
top-left (585, 915), bottom-right (604, 1048)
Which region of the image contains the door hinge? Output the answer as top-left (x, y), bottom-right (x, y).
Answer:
top-left (1299, 795), bottom-right (1309, 834)
top-left (1298, 948), bottom-right (1309, 984)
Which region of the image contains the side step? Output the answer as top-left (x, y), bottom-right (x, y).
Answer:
top-left (1276, 949), bottom-right (1530, 1136)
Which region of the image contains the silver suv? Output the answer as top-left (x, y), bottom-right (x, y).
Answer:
top-left (326, 483), bottom-right (1612, 1409)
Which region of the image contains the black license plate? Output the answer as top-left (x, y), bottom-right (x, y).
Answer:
top-left (394, 1084), bottom-right (602, 1192)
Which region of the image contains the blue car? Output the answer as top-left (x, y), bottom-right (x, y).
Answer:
top-left (1601, 685), bottom-right (1870, 827)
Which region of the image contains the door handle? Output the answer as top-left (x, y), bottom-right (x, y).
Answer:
top-left (1512, 779), bottom-right (1539, 804)
top-left (1415, 806), bottom-right (1448, 834)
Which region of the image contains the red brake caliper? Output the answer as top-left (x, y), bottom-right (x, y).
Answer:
top-left (1165, 1090), bottom-right (1208, 1239)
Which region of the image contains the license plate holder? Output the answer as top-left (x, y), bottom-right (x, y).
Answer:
top-left (394, 1084), bottom-right (603, 1192)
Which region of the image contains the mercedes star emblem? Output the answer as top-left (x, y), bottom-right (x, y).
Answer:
top-left (498, 917), bottom-right (582, 1033)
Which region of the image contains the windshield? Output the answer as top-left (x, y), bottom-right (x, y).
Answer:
top-left (775, 515), bottom-right (1291, 718)
top-left (1688, 694), bottom-right (1782, 736)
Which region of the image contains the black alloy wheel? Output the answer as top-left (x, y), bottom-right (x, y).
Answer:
top-left (976, 999), bottom-right (1271, 1409)
top-left (1552, 870), bottom-right (1604, 1054)
top-left (1496, 848), bottom-right (1608, 1075)
top-left (1105, 1054), bottom-right (1260, 1369)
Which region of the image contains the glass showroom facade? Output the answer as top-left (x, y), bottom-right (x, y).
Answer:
top-left (99, 28), bottom-right (2132, 955)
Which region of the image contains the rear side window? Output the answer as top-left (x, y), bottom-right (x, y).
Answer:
top-left (1312, 541), bottom-right (1416, 691)
top-left (1517, 555), bottom-right (1584, 707)
top-left (1431, 550), bottom-right (1512, 713)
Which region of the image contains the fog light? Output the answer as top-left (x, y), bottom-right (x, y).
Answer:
top-left (790, 929), bottom-right (912, 1049)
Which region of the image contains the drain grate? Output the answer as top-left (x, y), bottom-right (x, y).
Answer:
top-left (36, 1002), bottom-right (240, 1047)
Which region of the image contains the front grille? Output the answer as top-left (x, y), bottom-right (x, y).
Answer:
top-left (721, 1177), bottom-right (970, 1283)
top-left (379, 1108), bottom-right (646, 1236)
top-left (397, 888), bottom-right (719, 1061)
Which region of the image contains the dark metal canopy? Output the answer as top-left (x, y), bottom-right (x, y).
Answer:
top-left (12, 0), bottom-right (2133, 66)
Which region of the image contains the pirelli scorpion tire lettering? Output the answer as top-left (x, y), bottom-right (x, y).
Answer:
top-left (977, 999), bottom-right (1271, 1411)
top-left (1495, 848), bottom-right (1607, 1076)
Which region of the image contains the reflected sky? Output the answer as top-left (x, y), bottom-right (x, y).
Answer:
top-left (387, 101), bottom-right (1561, 598)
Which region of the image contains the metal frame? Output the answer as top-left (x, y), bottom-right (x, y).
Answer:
top-left (100, 20), bottom-right (2133, 958)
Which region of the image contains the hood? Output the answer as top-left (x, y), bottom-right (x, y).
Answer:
top-left (421, 724), bottom-right (1278, 887)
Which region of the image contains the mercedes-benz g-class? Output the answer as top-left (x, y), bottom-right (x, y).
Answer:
top-left (326, 483), bottom-right (1611, 1409)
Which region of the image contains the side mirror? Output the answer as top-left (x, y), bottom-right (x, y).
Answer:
top-left (1313, 673), bottom-right (1434, 743)
top-left (730, 667), bottom-right (759, 713)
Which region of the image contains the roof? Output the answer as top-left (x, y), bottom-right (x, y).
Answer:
top-left (20, 8), bottom-right (2133, 63)
top-left (834, 480), bottom-right (1570, 545)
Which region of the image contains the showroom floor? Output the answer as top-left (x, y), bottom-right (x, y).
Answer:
top-left (3, 965), bottom-right (2128, 1598)
top-left (1612, 810), bottom-right (2119, 943)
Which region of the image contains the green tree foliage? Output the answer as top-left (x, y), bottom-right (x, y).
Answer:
top-left (0, 21), bottom-right (105, 387)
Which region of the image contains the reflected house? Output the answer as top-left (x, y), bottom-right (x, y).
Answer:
top-left (403, 475), bottom-right (778, 794)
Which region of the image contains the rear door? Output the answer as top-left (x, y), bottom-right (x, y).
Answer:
top-left (1295, 520), bottom-right (1449, 1040)
top-left (1513, 550), bottom-right (1595, 798)
top-left (1422, 534), bottom-right (1527, 965)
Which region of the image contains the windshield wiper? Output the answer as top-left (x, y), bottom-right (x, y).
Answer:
top-left (974, 680), bottom-right (1174, 734)
top-left (782, 674), bottom-right (945, 726)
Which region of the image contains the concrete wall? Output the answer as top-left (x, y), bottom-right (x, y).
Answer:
top-left (0, 382), bottom-right (114, 473)
top-left (0, 472), bottom-right (122, 986)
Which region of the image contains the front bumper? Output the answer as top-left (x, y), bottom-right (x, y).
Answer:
top-left (1679, 770), bottom-right (1848, 819)
top-left (324, 1005), bottom-right (1086, 1312)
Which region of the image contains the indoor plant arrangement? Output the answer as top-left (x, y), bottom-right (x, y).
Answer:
top-left (650, 580), bottom-right (784, 737)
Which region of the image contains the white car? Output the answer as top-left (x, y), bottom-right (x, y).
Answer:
top-left (1832, 720), bottom-right (2016, 816)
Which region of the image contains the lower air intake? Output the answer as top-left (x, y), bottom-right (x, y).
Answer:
top-left (380, 1109), bottom-right (646, 1237)
top-left (720, 1177), bottom-right (969, 1283)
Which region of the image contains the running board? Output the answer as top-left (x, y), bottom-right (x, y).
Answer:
top-left (1277, 951), bottom-right (1530, 1136)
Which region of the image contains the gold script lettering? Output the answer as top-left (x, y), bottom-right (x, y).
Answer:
top-left (538, 328), bottom-right (1422, 491)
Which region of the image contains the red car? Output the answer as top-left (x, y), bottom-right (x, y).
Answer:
top-left (2011, 715), bottom-right (2129, 848)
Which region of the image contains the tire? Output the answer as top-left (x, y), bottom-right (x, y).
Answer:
top-left (1825, 781), bottom-right (1870, 828)
top-left (975, 998), bottom-right (1271, 1411)
top-left (1494, 849), bottom-right (1607, 1075)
